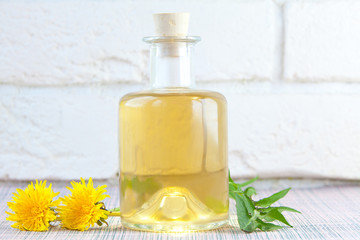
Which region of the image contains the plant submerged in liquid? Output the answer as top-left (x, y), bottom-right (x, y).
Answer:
top-left (119, 90), bottom-right (229, 231)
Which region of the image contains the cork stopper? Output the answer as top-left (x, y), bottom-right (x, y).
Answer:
top-left (153, 13), bottom-right (190, 37)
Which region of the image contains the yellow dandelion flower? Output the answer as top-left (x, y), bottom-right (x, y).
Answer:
top-left (6, 180), bottom-right (60, 231)
top-left (58, 178), bottom-right (110, 231)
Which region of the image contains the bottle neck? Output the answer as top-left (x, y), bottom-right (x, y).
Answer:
top-left (147, 40), bottom-right (197, 89)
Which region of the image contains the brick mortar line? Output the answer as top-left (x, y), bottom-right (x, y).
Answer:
top-left (272, 0), bottom-right (285, 83)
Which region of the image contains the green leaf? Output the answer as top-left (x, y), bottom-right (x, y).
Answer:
top-left (242, 194), bottom-right (255, 215)
top-left (266, 209), bottom-right (292, 227)
top-left (233, 193), bottom-right (251, 229)
top-left (244, 187), bottom-right (257, 198)
top-left (237, 176), bottom-right (259, 188)
top-left (229, 171), bottom-right (236, 185)
top-left (231, 186), bottom-right (258, 232)
top-left (229, 174), bottom-right (257, 201)
top-left (205, 197), bottom-right (228, 214)
top-left (243, 219), bottom-right (259, 233)
top-left (229, 182), bottom-right (240, 200)
top-left (263, 215), bottom-right (277, 222)
top-left (109, 207), bottom-right (121, 212)
top-left (233, 194), bottom-right (258, 233)
top-left (256, 219), bottom-right (283, 231)
top-left (255, 188), bottom-right (291, 208)
top-left (121, 176), bottom-right (161, 196)
top-left (228, 170), bottom-right (300, 233)
top-left (229, 171), bottom-right (257, 232)
top-left (229, 171), bottom-right (235, 183)
top-left (96, 220), bottom-right (103, 226)
top-left (131, 177), bottom-right (162, 195)
top-left (258, 206), bottom-right (301, 214)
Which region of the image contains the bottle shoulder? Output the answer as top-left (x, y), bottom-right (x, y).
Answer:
top-left (120, 87), bottom-right (227, 104)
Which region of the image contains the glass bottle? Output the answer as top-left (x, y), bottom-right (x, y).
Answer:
top-left (119, 13), bottom-right (228, 232)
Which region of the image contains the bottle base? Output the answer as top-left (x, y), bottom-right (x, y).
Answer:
top-left (121, 218), bottom-right (229, 233)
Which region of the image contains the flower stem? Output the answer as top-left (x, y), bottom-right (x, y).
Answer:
top-left (108, 211), bottom-right (121, 217)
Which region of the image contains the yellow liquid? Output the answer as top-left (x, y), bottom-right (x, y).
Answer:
top-left (119, 88), bottom-right (228, 232)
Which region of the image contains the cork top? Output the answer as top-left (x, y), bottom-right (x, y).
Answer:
top-left (153, 13), bottom-right (190, 37)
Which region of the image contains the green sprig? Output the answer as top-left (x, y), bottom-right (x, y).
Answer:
top-left (229, 172), bottom-right (301, 232)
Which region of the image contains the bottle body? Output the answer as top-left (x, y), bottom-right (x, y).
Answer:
top-left (119, 87), bottom-right (228, 232)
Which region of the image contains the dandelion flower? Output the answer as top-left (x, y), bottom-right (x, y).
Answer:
top-left (6, 180), bottom-right (60, 231)
top-left (58, 178), bottom-right (110, 231)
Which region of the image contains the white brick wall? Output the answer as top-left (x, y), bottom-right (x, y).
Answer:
top-left (284, 0), bottom-right (360, 82)
top-left (1, 0), bottom-right (360, 180)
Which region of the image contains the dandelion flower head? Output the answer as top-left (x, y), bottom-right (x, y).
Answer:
top-left (6, 180), bottom-right (60, 231)
top-left (58, 178), bottom-right (110, 231)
